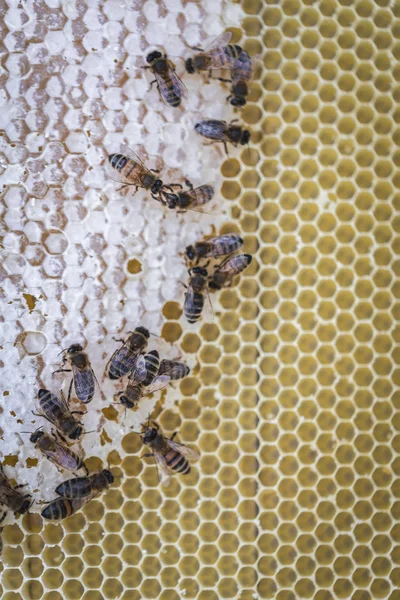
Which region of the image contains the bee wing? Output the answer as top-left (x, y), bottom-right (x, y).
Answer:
top-left (143, 375), bottom-right (171, 396)
top-left (35, 393), bottom-right (72, 428)
top-left (151, 451), bottom-right (172, 487)
top-left (72, 364), bottom-right (96, 404)
top-left (120, 145), bottom-right (152, 173)
top-left (203, 31), bottom-right (232, 51)
top-left (166, 439), bottom-right (200, 462)
top-left (55, 476), bottom-right (92, 498)
top-left (105, 153), bottom-right (151, 187)
top-left (129, 355), bottom-right (147, 384)
top-left (106, 344), bottom-right (140, 380)
top-left (168, 64), bottom-right (188, 99)
top-left (44, 439), bottom-right (81, 472)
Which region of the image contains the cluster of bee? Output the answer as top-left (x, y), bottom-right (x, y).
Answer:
top-left (183, 233), bottom-right (252, 323)
top-left (106, 32), bottom-right (253, 209)
top-left (0, 32), bottom-right (254, 530)
top-left (0, 335), bottom-right (197, 524)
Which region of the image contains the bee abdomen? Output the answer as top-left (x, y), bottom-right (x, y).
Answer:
top-left (196, 185), bottom-right (214, 205)
top-left (165, 450), bottom-right (190, 474)
top-left (143, 351), bottom-right (160, 386)
top-left (108, 154), bottom-right (127, 171)
top-left (41, 498), bottom-right (73, 521)
top-left (184, 293), bottom-right (204, 323)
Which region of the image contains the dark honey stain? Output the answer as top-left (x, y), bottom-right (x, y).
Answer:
top-left (127, 258), bottom-right (142, 274)
top-left (23, 293), bottom-right (38, 313)
top-left (10, 411), bottom-right (16, 417)
top-left (102, 406), bottom-right (119, 422)
top-left (100, 428), bottom-right (113, 446)
top-left (3, 455), bottom-right (18, 467)
top-left (3, 391), bottom-right (9, 396)
top-left (26, 458), bottom-right (39, 468)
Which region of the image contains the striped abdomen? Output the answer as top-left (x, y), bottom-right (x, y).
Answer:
top-left (184, 291), bottom-right (205, 323)
top-left (163, 445), bottom-right (190, 475)
top-left (158, 79), bottom-right (181, 107)
top-left (41, 498), bottom-right (76, 521)
top-left (209, 44), bottom-right (243, 68)
top-left (109, 154), bottom-right (149, 186)
top-left (211, 234), bottom-right (243, 257)
top-left (143, 351), bottom-right (160, 386)
top-left (191, 185), bottom-right (214, 207)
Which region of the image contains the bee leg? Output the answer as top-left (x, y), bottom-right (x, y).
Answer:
top-left (184, 179), bottom-right (194, 190)
top-left (14, 483), bottom-right (28, 490)
top-left (82, 463), bottom-right (89, 476)
top-left (150, 168), bottom-right (161, 173)
top-left (148, 80), bottom-right (157, 91)
top-left (216, 77), bottom-right (232, 83)
top-left (52, 368), bottom-right (72, 375)
top-left (0, 511), bottom-right (6, 525)
top-left (112, 337), bottom-right (126, 344)
top-left (230, 118), bottom-right (239, 123)
top-left (141, 453), bottom-right (154, 458)
top-left (170, 432), bottom-right (178, 441)
top-left (71, 411), bottom-right (85, 416)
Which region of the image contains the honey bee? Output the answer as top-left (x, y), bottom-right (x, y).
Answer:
top-left (194, 119), bottom-right (251, 154)
top-left (160, 181), bottom-right (214, 212)
top-left (114, 351), bottom-right (171, 410)
top-left (27, 428), bottom-right (87, 474)
top-left (184, 266), bottom-right (211, 324)
top-left (107, 146), bottom-right (166, 201)
top-left (55, 344), bottom-right (96, 404)
top-left (139, 417), bottom-right (200, 487)
top-left (228, 50), bottom-right (253, 107)
top-left (0, 465), bottom-right (32, 517)
top-left (209, 253), bottom-right (252, 291)
top-left (158, 359), bottom-right (190, 381)
top-left (106, 326), bottom-right (150, 380)
top-left (34, 389), bottom-right (84, 441)
top-left (185, 32), bottom-right (244, 76)
top-left (185, 233), bottom-right (243, 264)
top-left (145, 50), bottom-right (187, 108)
top-left (41, 469), bottom-right (114, 521)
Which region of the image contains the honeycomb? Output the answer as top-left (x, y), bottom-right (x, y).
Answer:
top-left (1, 0), bottom-right (400, 598)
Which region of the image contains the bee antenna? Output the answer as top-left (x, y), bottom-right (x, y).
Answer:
top-left (149, 331), bottom-right (161, 338)
top-left (57, 348), bottom-right (68, 356)
top-left (82, 430), bottom-right (97, 435)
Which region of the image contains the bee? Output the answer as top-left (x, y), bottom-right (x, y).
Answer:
top-left (41, 469), bottom-right (114, 521)
top-left (107, 146), bottom-right (166, 201)
top-left (55, 344), bottom-right (96, 404)
top-left (185, 32), bottom-right (244, 76)
top-left (27, 428), bottom-right (87, 474)
top-left (194, 119), bottom-right (251, 154)
top-left (106, 326), bottom-right (150, 380)
top-left (114, 351), bottom-right (171, 410)
top-left (160, 180), bottom-right (214, 213)
top-left (0, 465), bottom-right (32, 517)
top-left (209, 253), bottom-right (252, 291)
top-left (184, 266), bottom-right (211, 324)
top-left (158, 359), bottom-right (190, 381)
top-left (139, 417), bottom-right (200, 487)
top-left (145, 50), bottom-right (187, 108)
top-left (34, 389), bottom-right (84, 441)
top-left (228, 50), bottom-right (253, 107)
top-left (185, 233), bottom-right (243, 264)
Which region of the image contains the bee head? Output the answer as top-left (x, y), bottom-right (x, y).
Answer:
top-left (192, 266), bottom-right (208, 277)
top-left (119, 395), bottom-right (135, 409)
top-left (241, 130), bottom-right (251, 145)
top-left (102, 469), bottom-right (115, 484)
top-left (135, 326), bottom-right (150, 339)
top-left (185, 245), bottom-right (196, 261)
top-left (68, 344), bottom-right (83, 354)
top-left (185, 58), bottom-right (195, 73)
top-left (19, 499), bottom-right (31, 515)
top-left (146, 50), bottom-right (162, 64)
top-left (70, 426), bottom-right (83, 440)
top-left (163, 193), bottom-right (178, 209)
top-left (142, 427), bottom-right (158, 444)
top-left (30, 430), bottom-right (44, 443)
top-left (151, 179), bottom-right (164, 195)
top-left (230, 96), bottom-right (246, 106)
top-left (208, 280), bottom-right (219, 291)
